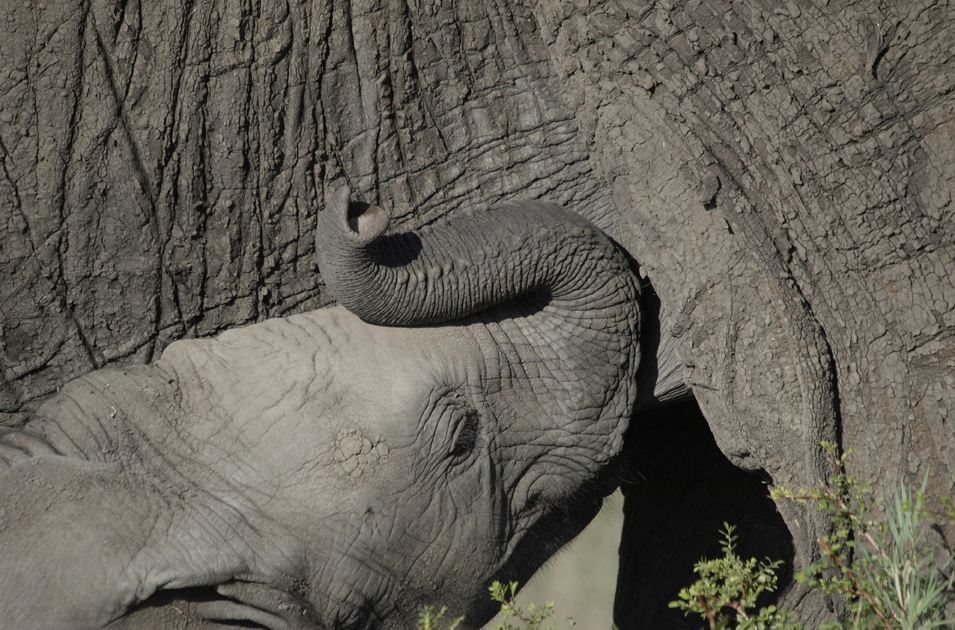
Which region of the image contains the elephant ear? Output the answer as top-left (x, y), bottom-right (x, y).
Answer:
top-left (315, 185), bottom-right (641, 468)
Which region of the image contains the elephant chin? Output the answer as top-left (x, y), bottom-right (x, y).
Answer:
top-left (455, 483), bottom-right (609, 630)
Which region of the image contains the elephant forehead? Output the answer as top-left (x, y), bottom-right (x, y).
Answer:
top-left (169, 308), bottom-right (475, 423)
top-left (153, 307), bottom-right (485, 484)
top-left (322, 312), bottom-right (487, 431)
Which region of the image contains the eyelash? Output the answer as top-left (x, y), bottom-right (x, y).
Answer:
top-left (449, 410), bottom-right (479, 460)
top-left (435, 400), bottom-right (478, 465)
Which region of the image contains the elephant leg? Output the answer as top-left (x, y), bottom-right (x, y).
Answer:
top-left (195, 581), bottom-right (321, 630)
top-left (615, 402), bottom-right (794, 630)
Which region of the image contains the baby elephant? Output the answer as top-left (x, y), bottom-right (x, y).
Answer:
top-left (0, 186), bottom-right (642, 629)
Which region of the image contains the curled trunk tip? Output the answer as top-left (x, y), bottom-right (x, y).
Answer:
top-left (322, 185), bottom-right (390, 248)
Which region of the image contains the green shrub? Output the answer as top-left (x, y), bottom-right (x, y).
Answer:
top-left (488, 581), bottom-right (576, 630)
top-left (672, 441), bottom-right (955, 630)
top-left (421, 442), bottom-right (955, 630)
top-left (416, 605), bottom-right (463, 630)
top-left (771, 442), bottom-right (955, 630)
top-left (416, 581), bottom-right (577, 630)
top-left (668, 523), bottom-right (798, 630)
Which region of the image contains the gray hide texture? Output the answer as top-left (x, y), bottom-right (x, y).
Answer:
top-left (1, 0), bottom-right (954, 628)
top-left (532, 3), bottom-right (955, 626)
top-left (0, 186), bottom-right (641, 629)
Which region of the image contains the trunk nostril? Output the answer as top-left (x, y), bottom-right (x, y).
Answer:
top-left (346, 202), bottom-right (389, 241)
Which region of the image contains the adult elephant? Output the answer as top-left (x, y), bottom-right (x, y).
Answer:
top-left (1, 0), bottom-right (952, 628)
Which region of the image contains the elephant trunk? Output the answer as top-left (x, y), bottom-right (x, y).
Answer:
top-left (315, 186), bottom-right (642, 468)
top-left (315, 186), bottom-right (640, 343)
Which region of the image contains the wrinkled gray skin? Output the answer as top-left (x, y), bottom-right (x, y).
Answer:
top-left (0, 187), bottom-right (644, 630)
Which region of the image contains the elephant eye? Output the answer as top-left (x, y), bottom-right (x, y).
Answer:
top-left (448, 409), bottom-right (479, 462)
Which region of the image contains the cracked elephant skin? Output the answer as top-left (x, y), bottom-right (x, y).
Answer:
top-left (0, 187), bottom-right (642, 630)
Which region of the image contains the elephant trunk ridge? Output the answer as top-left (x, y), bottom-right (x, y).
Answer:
top-left (315, 186), bottom-right (640, 342)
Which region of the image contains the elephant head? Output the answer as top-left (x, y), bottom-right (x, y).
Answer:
top-left (0, 187), bottom-right (641, 630)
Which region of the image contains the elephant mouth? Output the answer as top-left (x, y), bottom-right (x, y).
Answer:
top-left (492, 472), bottom-right (614, 595)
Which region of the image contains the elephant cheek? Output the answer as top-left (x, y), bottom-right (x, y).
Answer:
top-left (401, 474), bottom-right (502, 595)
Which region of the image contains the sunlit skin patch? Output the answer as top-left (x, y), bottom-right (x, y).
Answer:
top-left (0, 186), bottom-right (640, 630)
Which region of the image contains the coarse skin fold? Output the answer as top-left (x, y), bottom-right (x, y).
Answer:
top-left (315, 184), bottom-right (642, 466)
top-left (315, 185), bottom-right (640, 346)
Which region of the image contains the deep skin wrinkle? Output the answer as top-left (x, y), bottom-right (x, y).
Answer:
top-left (1, 306), bottom-right (586, 629)
top-left (1, 192), bottom-right (642, 630)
